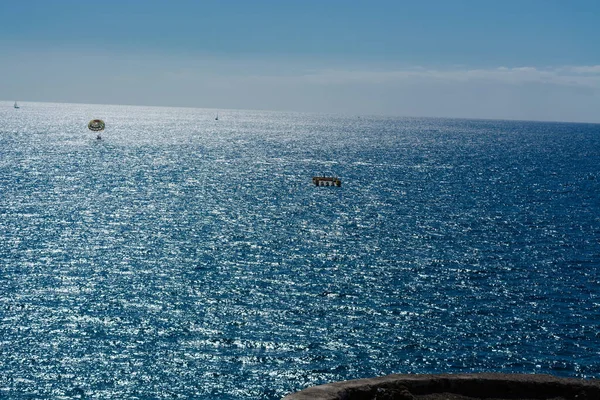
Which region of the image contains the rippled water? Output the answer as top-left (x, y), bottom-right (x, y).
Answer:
top-left (1, 101), bottom-right (599, 399)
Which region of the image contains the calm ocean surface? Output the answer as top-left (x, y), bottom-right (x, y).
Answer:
top-left (1, 102), bottom-right (599, 399)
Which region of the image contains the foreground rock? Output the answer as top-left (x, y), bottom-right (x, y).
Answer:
top-left (282, 373), bottom-right (600, 400)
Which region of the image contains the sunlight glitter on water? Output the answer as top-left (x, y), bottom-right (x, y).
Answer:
top-left (1, 102), bottom-right (599, 399)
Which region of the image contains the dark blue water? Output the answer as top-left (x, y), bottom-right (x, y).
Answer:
top-left (1, 102), bottom-right (599, 399)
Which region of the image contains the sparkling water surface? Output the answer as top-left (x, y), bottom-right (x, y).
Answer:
top-left (1, 102), bottom-right (599, 399)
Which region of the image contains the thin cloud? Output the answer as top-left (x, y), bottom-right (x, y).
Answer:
top-left (2, 46), bottom-right (599, 122)
top-left (562, 65), bottom-right (600, 74)
top-left (291, 65), bottom-right (600, 89)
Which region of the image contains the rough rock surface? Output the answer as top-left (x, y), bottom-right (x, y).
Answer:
top-left (281, 373), bottom-right (600, 400)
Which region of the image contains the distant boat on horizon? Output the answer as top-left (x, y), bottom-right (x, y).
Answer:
top-left (215, 112), bottom-right (219, 121)
top-left (14, 101), bottom-right (19, 109)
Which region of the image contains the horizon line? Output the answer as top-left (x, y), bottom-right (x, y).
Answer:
top-left (3, 99), bottom-right (600, 126)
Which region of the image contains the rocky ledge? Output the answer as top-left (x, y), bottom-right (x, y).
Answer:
top-left (282, 373), bottom-right (600, 400)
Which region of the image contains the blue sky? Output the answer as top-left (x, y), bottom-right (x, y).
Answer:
top-left (1, 0), bottom-right (599, 122)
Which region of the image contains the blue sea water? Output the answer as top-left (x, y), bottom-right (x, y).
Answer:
top-left (1, 101), bottom-right (599, 399)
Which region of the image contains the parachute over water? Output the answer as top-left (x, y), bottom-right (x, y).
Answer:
top-left (88, 119), bottom-right (105, 132)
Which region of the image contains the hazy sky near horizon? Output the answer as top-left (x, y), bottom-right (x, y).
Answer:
top-left (1, 0), bottom-right (599, 122)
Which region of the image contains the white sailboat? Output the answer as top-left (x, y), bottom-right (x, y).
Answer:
top-left (215, 112), bottom-right (219, 121)
top-left (14, 101), bottom-right (19, 109)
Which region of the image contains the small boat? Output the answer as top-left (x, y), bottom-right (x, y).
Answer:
top-left (215, 112), bottom-right (219, 121)
top-left (14, 101), bottom-right (19, 109)
top-left (313, 176), bottom-right (341, 187)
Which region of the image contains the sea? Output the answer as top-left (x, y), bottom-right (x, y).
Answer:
top-left (1, 101), bottom-right (599, 399)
